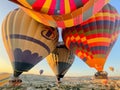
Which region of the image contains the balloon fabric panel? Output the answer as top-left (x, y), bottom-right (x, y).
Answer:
top-left (9, 0), bottom-right (88, 15)
top-left (9, 0), bottom-right (109, 28)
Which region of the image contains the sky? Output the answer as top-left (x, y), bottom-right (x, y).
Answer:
top-left (0, 0), bottom-right (120, 77)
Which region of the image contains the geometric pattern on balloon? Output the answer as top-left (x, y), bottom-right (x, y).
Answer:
top-left (9, 0), bottom-right (109, 28)
top-left (62, 4), bottom-right (120, 71)
top-left (26, 0), bottom-right (88, 15)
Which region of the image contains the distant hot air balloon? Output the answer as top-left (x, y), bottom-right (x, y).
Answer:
top-left (39, 69), bottom-right (44, 75)
top-left (0, 73), bottom-right (11, 87)
top-left (46, 42), bottom-right (75, 83)
top-left (62, 4), bottom-right (120, 75)
top-left (109, 67), bottom-right (114, 72)
top-left (2, 8), bottom-right (58, 85)
top-left (9, 0), bottom-right (109, 28)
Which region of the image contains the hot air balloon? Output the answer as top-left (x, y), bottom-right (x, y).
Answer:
top-left (2, 8), bottom-right (58, 85)
top-left (109, 67), bottom-right (114, 72)
top-left (0, 73), bottom-right (11, 87)
top-left (62, 4), bottom-right (120, 79)
top-left (46, 42), bottom-right (75, 84)
top-left (9, 0), bottom-right (109, 28)
top-left (39, 69), bottom-right (44, 75)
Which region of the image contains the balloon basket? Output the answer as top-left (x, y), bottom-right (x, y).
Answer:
top-left (9, 78), bottom-right (22, 86)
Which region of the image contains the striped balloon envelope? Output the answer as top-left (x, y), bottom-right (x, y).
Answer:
top-left (46, 42), bottom-right (75, 83)
top-left (9, 0), bottom-right (88, 15)
top-left (2, 9), bottom-right (59, 77)
top-left (9, 0), bottom-right (109, 28)
top-left (0, 73), bottom-right (11, 87)
top-left (62, 4), bottom-right (120, 71)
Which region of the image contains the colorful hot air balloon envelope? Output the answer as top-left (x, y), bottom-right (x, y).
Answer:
top-left (62, 4), bottom-right (120, 72)
top-left (2, 8), bottom-right (59, 78)
top-left (9, 0), bottom-right (88, 15)
top-left (9, 0), bottom-right (109, 28)
top-left (46, 42), bottom-right (75, 83)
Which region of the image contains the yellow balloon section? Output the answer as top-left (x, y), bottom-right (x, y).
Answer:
top-left (46, 42), bottom-right (75, 81)
top-left (62, 4), bottom-right (120, 71)
top-left (2, 9), bottom-right (59, 77)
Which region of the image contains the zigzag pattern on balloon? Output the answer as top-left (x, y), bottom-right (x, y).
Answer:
top-left (62, 4), bottom-right (120, 71)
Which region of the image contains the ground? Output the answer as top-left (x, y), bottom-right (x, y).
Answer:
top-left (0, 74), bottom-right (120, 90)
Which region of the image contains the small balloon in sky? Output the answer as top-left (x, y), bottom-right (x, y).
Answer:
top-left (39, 69), bottom-right (44, 75)
top-left (109, 67), bottom-right (114, 72)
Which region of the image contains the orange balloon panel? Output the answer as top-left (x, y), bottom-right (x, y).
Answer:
top-left (39, 69), bottom-right (44, 75)
top-left (62, 4), bottom-right (120, 71)
top-left (2, 9), bottom-right (59, 77)
top-left (9, 0), bottom-right (109, 28)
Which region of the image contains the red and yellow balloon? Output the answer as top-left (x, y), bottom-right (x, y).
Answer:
top-left (62, 4), bottom-right (120, 71)
top-left (9, 0), bottom-right (109, 28)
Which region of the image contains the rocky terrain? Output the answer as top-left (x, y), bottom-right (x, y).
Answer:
top-left (0, 74), bottom-right (120, 90)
